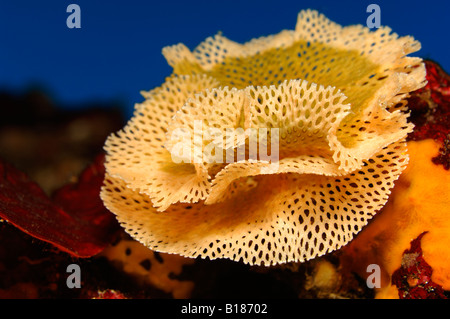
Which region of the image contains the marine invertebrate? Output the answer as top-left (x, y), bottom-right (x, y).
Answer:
top-left (101, 238), bottom-right (195, 298)
top-left (100, 10), bottom-right (426, 265)
top-left (342, 139), bottom-right (450, 298)
top-left (341, 61), bottom-right (450, 298)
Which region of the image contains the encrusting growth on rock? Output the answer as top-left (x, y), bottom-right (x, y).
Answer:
top-left (100, 10), bottom-right (426, 266)
top-left (342, 139), bottom-right (450, 298)
top-left (340, 60), bottom-right (450, 298)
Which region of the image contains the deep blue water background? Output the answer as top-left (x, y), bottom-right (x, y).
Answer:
top-left (1, 0), bottom-right (448, 118)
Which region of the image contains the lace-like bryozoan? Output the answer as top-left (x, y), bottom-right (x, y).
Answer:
top-left (101, 10), bottom-right (426, 266)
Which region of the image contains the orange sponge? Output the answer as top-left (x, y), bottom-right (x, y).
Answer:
top-left (342, 139), bottom-right (450, 298)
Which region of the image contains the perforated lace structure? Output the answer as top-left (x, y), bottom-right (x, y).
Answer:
top-left (101, 10), bottom-right (426, 265)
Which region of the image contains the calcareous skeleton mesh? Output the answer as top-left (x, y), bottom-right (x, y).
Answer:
top-left (101, 9), bottom-right (426, 265)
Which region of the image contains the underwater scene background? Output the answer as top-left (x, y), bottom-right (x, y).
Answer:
top-left (0, 0), bottom-right (449, 302)
top-left (1, 0), bottom-right (449, 118)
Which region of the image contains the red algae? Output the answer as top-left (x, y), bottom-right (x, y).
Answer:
top-left (407, 60), bottom-right (450, 169)
top-left (392, 232), bottom-right (447, 299)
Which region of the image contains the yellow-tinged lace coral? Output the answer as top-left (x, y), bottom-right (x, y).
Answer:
top-left (101, 10), bottom-right (426, 266)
